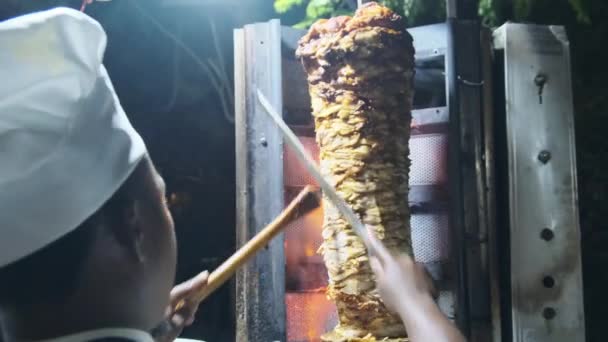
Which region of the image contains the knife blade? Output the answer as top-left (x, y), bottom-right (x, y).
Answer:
top-left (257, 89), bottom-right (375, 254)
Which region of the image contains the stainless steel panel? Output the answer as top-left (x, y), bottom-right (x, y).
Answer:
top-left (234, 19), bottom-right (286, 342)
top-left (412, 107), bottom-right (449, 126)
top-left (494, 23), bottom-right (585, 342)
top-left (408, 23), bottom-right (448, 59)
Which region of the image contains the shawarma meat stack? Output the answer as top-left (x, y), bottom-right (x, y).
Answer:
top-left (296, 2), bottom-right (415, 341)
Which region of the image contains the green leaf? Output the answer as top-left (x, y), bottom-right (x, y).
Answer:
top-left (379, 0), bottom-right (407, 17)
top-left (478, 0), bottom-right (498, 25)
top-left (306, 0), bottom-right (336, 18)
top-left (332, 9), bottom-right (355, 16)
top-left (513, 0), bottom-right (532, 20)
top-left (274, 0), bottom-right (306, 14)
top-left (294, 17), bottom-right (318, 29)
top-left (568, 0), bottom-right (591, 23)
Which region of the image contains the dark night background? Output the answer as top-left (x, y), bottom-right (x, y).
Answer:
top-left (1, 0), bottom-right (607, 341)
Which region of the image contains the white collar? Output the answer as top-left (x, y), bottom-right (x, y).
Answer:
top-left (35, 328), bottom-right (154, 342)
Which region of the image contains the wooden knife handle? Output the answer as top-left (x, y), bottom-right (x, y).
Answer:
top-left (181, 185), bottom-right (315, 306)
top-left (152, 185), bottom-right (317, 339)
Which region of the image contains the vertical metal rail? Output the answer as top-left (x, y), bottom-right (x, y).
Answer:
top-left (234, 19), bottom-right (286, 342)
top-left (481, 27), bottom-right (502, 342)
top-left (458, 21), bottom-right (493, 342)
top-left (445, 1), bottom-right (493, 339)
top-left (493, 23), bottom-right (586, 342)
top-left (446, 0), bottom-right (458, 18)
top-left (445, 18), bottom-right (471, 337)
top-left (447, 0), bottom-right (479, 19)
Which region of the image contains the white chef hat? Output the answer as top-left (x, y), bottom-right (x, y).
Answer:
top-left (0, 8), bottom-right (147, 267)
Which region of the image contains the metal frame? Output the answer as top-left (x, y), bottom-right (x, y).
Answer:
top-left (234, 19), bottom-right (286, 342)
top-left (445, 3), bottom-right (495, 338)
top-left (446, 0), bottom-right (479, 20)
top-left (481, 26), bottom-right (502, 342)
top-left (494, 23), bottom-right (586, 342)
top-left (446, 19), bottom-right (493, 341)
top-left (234, 15), bottom-right (585, 342)
top-left (233, 16), bottom-right (499, 342)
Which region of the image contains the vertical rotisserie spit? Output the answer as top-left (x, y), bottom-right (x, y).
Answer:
top-left (296, 3), bottom-right (415, 341)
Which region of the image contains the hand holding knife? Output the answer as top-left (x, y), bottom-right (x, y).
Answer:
top-left (151, 185), bottom-right (318, 340)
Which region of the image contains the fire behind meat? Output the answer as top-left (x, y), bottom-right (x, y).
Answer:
top-left (296, 3), bottom-right (415, 341)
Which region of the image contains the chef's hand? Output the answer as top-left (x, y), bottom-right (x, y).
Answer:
top-left (367, 232), bottom-right (466, 342)
top-left (367, 233), bottom-right (436, 313)
top-left (155, 271), bottom-right (209, 342)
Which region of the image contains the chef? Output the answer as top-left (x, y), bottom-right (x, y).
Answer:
top-left (0, 7), bottom-right (208, 342)
top-left (0, 4), bottom-right (465, 342)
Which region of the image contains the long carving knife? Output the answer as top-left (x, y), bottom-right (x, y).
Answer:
top-left (257, 89), bottom-right (375, 254)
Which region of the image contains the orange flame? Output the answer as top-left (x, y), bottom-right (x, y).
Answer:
top-left (305, 244), bottom-right (316, 257)
top-left (287, 288), bottom-right (336, 342)
top-left (285, 200), bottom-right (337, 341)
top-left (303, 205), bottom-right (324, 229)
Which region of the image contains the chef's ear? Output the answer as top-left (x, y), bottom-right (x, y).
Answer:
top-left (102, 173), bottom-right (148, 263)
top-left (114, 198), bottom-right (146, 263)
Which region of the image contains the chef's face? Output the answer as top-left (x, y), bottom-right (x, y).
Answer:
top-left (90, 157), bottom-right (178, 329)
